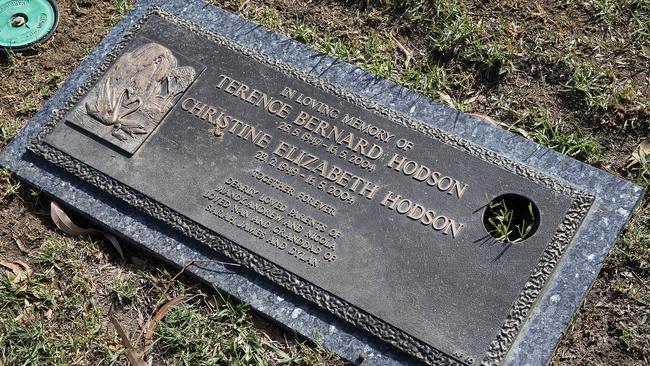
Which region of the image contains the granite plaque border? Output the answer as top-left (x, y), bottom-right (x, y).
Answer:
top-left (26, 7), bottom-right (594, 366)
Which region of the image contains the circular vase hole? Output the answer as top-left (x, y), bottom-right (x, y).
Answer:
top-left (483, 194), bottom-right (540, 243)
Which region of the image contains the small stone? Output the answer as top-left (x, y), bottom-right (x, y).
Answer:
top-left (358, 351), bottom-right (368, 364)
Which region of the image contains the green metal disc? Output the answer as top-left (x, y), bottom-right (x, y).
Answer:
top-left (0, 0), bottom-right (59, 51)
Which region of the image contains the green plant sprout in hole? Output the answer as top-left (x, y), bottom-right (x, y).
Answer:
top-left (484, 193), bottom-right (538, 244)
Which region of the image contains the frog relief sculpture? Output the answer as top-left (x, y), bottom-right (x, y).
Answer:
top-left (84, 43), bottom-right (196, 141)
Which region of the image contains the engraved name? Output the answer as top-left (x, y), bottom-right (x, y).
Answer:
top-left (179, 73), bottom-right (467, 252)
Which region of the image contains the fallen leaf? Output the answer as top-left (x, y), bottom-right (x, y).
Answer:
top-left (109, 315), bottom-right (148, 366)
top-left (14, 260), bottom-right (32, 276)
top-left (627, 139), bottom-right (650, 169)
top-left (469, 113), bottom-right (532, 139)
top-left (50, 201), bottom-right (124, 259)
top-left (512, 126), bottom-right (532, 139)
top-left (205, 296), bottom-right (221, 310)
top-left (16, 307), bottom-right (35, 326)
top-left (143, 296), bottom-right (191, 351)
top-left (101, 234), bottom-right (125, 261)
top-left (638, 139), bottom-right (649, 155)
top-left (388, 33), bottom-right (413, 68)
top-left (50, 201), bottom-right (95, 236)
top-left (0, 260), bottom-right (21, 279)
top-left (0, 259), bottom-right (32, 283)
top-left (469, 112), bottom-right (501, 128)
top-left (438, 91), bottom-right (455, 108)
top-left (14, 237), bottom-right (30, 253)
top-left (463, 94), bottom-right (479, 105)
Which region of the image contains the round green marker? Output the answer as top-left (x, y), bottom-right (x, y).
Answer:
top-left (0, 0), bottom-right (59, 51)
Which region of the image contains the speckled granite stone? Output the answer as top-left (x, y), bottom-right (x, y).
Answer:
top-left (0, 1), bottom-right (644, 365)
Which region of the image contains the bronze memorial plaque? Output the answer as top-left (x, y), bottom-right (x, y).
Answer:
top-left (28, 9), bottom-right (594, 366)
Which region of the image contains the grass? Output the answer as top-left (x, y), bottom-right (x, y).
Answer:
top-left (224, 0), bottom-right (648, 132)
top-left (80, 42), bottom-right (94, 58)
top-left (36, 235), bottom-right (72, 268)
top-left (155, 301), bottom-right (270, 365)
top-left (381, 0), bottom-right (518, 76)
top-left (560, 58), bottom-right (636, 114)
top-left (630, 152), bottom-right (650, 189)
top-left (522, 108), bottom-right (602, 162)
top-left (113, 275), bottom-right (139, 303)
top-left (0, 49), bottom-right (16, 74)
top-left (0, 117), bottom-right (20, 146)
top-left (484, 194), bottom-right (538, 243)
top-left (0, 225), bottom-right (336, 365)
top-left (619, 225), bottom-right (650, 271)
top-left (0, 312), bottom-right (57, 365)
top-left (109, 0), bottom-right (133, 26)
top-left (0, 169), bottom-right (21, 199)
top-left (427, 1), bottom-right (516, 76)
top-left (0, 236), bottom-right (102, 364)
top-left (227, 2), bottom-right (481, 107)
top-left (153, 298), bottom-right (341, 365)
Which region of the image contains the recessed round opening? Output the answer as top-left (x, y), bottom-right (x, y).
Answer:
top-left (483, 193), bottom-right (540, 243)
top-left (10, 13), bottom-right (28, 27)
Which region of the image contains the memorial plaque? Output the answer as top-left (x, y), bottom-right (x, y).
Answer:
top-left (2, 2), bottom-right (644, 366)
top-left (27, 10), bottom-right (592, 365)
